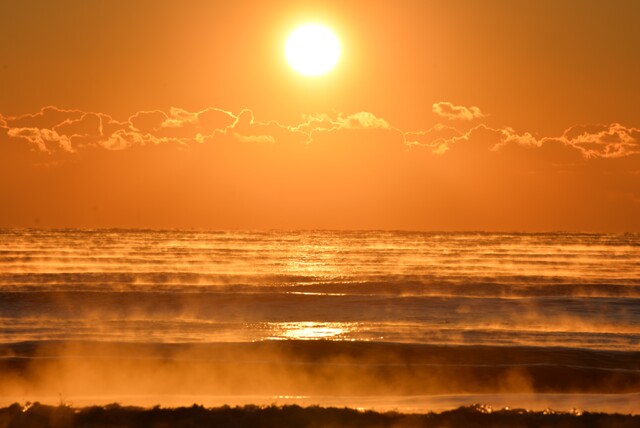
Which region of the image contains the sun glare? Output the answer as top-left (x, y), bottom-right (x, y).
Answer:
top-left (285, 24), bottom-right (341, 76)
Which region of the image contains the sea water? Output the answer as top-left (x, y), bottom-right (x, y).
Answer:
top-left (0, 230), bottom-right (638, 412)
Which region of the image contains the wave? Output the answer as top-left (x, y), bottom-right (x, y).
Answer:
top-left (1, 341), bottom-right (638, 398)
top-left (1, 291), bottom-right (638, 350)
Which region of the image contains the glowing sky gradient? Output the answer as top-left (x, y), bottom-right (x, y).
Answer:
top-left (1, 0), bottom-right (639, 231)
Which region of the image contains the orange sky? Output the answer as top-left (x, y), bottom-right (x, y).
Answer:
top-left (1, 0), bottom-right (639, 231)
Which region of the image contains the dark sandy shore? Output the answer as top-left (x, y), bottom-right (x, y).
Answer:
top-left (1, 402), bottom-right (639, 428)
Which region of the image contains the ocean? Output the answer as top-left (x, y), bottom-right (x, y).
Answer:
top-left (0, 229), bottom-right (638, 413)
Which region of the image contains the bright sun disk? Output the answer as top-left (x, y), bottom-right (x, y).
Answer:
top-left (285, 24), bottom-right (341, 76)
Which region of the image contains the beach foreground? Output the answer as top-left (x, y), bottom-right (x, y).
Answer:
top-left (1, 403), bottom-right (639, 428)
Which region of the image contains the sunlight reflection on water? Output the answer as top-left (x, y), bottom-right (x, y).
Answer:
top-left (0, 230), bottom-right (638, 350)
top-left (270, 322), bottom-right (352, 340)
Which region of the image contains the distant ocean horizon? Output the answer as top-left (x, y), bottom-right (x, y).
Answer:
top-left (1, 229), bottom-right (638, 414)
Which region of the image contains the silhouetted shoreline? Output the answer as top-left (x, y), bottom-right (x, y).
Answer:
top-left (1, 402), bottom-right (639, 428)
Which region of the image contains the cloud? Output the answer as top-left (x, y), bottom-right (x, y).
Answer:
top-left (7, 106), bottom-right (84, 129)
top-left (2, 105), bottom-right (638, 163)
top-left (161, 107), bottom-right (198, 128)
top-left (228, 109), bottom-right (308, 145)
top-left (129, 110), bottom-right (168, 133)
top-left (335, 112), bottom-right (391, 130)
top-left (6, 127), bottom-right (73, 152)
top-left (101, 129), bottom-right (153, 150)
top-left (196, 108), bottom-right (237, 135)
top-left (488, 123), bottom-right (640, 159)
top-left (559, 123), bottom-right (640, 158)
top-left (294, 111), bottom-right (392, 135)
top-left (1, 105), bottom-right (639, 231)
top-left (54, 113), bottom-right (103, 138)
top-left (129, 107), bottom-right (236, 142)
top-left (432, 102), bottom-right (486, 120)
top-left (495, 127), bottom-right (541, 149)
top-left (405, 124), bottom-right (464, 154)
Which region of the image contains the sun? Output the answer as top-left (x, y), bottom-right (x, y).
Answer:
top-left (285, 24), bottom-right (341, 77)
